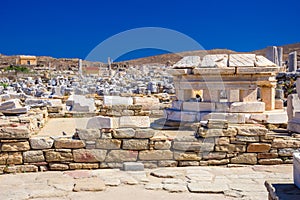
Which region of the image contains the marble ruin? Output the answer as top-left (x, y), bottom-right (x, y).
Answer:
top-left (0, 48), bottom-right (300, 176)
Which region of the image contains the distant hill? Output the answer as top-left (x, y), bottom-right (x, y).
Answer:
top-left (120, 43), bottom-right (300, 66)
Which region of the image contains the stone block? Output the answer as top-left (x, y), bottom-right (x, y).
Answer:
top-left (54, 139), bottom-right (85, 149)
top-left (182, 102), bottom-right (215, 112)
top-left (139, 150), bottom-right (173, 160)
top-left (215, 144), bottom-right (246, 153)
top-left (4, 165), bottom-right (38, 173)
top-left (73, 149), bottom-right (107, 162)
top-left (165, 109), bottom-right (198, 122)
top-left (77, 129), bottom-right (101, 140)
top-left (258, 158), bottom-right (283, 165)
top-left (236, 126), bottom-right (268, 136)
top-left (200, 159), bottom-right (229, 166)
top-left (172, 100), bottom-right (183, 110)
top-left (257, 153), bottom-right (278, 159)
top-left (67, 95), bottom-right (95, 112)
top-left (172, 142), bottom-right (202, 151)
top-left (49, 163), bottom-right (69, 171)
top-left (95, 139), bottom-right (121, 149)
top-left (236, 135), bottom-right (259, 142)
top-left (133, 97), bottom-right (160, 110)
top-left (174, 151), bottom-right (201, 161)
top-left (86, 116), bottom-right (119, 129)
top-left (158, 160), bottom-right (178, 167)
top-left (275, 99), bottom-right (284, 109)
top-left (287, 94), bottom-right (300, 121)
top-left (229, 102), bottom-right (265, 113)
top-left (201, 113), bottom-right (245, 124)
top-left (154, 141), bottom-right (171, 150)
top-left (123, 162), bottom-right (144, 171)
top-left (113, 128), bottom-right (135, 138)
top-left (247, 143), bottom-right (271, 153)
top-left (122, 139), bottom-right (149, 150)
top-left (134, 128), bottom-right (155, 139)
top-left (178, 161), bottom-right (199, 167)
top-left (266, 112), bottom-right (288, 124)
top-left (23, 150), bottom-right (45, 163)
top-left (288, 118), bottom-right (300, 133)
top-left (29, 137), bottom-right (54, 149)
top-left (293, 153), bottom-right (300, 189)
top-left (207, 119), bottom-right (228, 129)
top-left (202, 152), bottom-right (226, 160)
top-left (0, 126), bottom-right (30, 139)
top-left (278, 148), bottom-right (300, 157)
top-left (231, 153), bottom-right (257, 164)
top-left (44, 149), bottom-right (73, 162)
top-left (1, 141), bottom-right (30, 151)
top-left (6, 152), bottom-right (22, 164)
top-left (104, 96), bottom-right (133, 106)
top-left (272, 139), bottom-right (300, 148)
top-left (105, 150), bottom-right (138, 162)
top-left (69, 163), bottom-right (99, 170)
top-left (119, 116), bottom-right (150, 128)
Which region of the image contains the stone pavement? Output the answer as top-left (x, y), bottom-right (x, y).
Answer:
top-left (0, 164), bottom-right (293, 200)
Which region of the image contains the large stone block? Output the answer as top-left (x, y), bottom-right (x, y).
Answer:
top-left (229, 102), bottom-right (265, 113)
top-left (23, 150), bottom-right (45, 163)
top-left (104, 96), bottom-right (133, 106)
top-left (67, 95), bottom-right (95, 112)
top-left (231, 153), bottom-right (257, 164)
top-left (1, 141), bottom-right (30, 151)
top-left (139, 150), bottom-right (173, 160)
top-left (45, 149), bottom-right (73, 162)
top-left (165, 109), bottom-right (198, 122)
top-left (95, 139), bottom-right (121, 149)
top-left (86, 116), bottom-right (119, 129)
top-left (287, 94), bottom-right (300, 121)
top-left (236, 126), bottom-right (268, 136)
top-left (247, 143), bottom-right (271, 153)
top-left (105, 150), bottom-right (138, 162)
top-left (134, 128), bottom-right (155, 139)
top-left (6, 152), bottom-right (23, 164)
top-left (293, 153), bottom-right (300, 189)
top-left (119, 116), bottom-right (150, 128)
top-left (201, 113), bottom-right (245, 124)
top-left (0, 127), bottom-right (30, 139)
top-left (266, 112), bottom-right (288, 124)
top-left (73, 149), bottom-right (107, 162)
top-left (133, 97), bottom-right (160, 110)
top-left (182, 102), bottom-right (215, 112)
top-left (54, 139), bottom-right (85, 149)
top-left (113, 128), bottom-right (135, 138)
top-left (29, 137), bottom-right (54, 149)
top-left (122, 139), bottom-right (149, 150)
top-left (172, 142), bottom-right (202, 151)
top-left (77, 129), bottom-right (101, 140)
top-left (173, 151), bottom-right (201, 161)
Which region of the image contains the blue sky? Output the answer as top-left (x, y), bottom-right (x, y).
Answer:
top-left (0, 0), bottom-right (299, 61)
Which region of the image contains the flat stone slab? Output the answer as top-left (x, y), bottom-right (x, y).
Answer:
top-left (123, 162), bottom-right (144, 171)
top-left (187, 182), bottom-right (228, 193)
top-left (150, 169), bottom-right (183, 178)
top-left (265, 181), bottom-right (300, 200)
top-left (73, 178), bottom-right (106, 192)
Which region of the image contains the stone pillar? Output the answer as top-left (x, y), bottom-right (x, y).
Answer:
top-left (203, 89), bottom-right (220, 102)
top-left (266, 46), bottom-right (278, 65)
top-left (288, 51), bottom-right (297, 72)
top-left (260, 86), bottom-right (275, 110)
top-left (277, 47), bottom-right (283, 66)
top-left (239, 89), bottom-right (257, 102)
top-left (227, 89), bottom-right (239, 102)
top-left (176, 89), bottom-right (193, 101)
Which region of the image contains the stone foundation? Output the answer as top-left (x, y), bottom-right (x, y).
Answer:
top-left (0, 122), bottom-right (299, 174)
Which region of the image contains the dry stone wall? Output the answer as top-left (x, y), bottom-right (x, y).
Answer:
top-left (0, 123), bottom-right (300, 174)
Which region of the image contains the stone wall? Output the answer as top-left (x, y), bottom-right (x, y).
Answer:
top-left (1, 121), bottom-right (300, 174)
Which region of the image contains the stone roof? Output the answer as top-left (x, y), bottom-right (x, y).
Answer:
top-left (173, 54), bottom-right (277, 68)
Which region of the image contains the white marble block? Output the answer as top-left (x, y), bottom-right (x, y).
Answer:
top-left (294, 153), bottom-right (300, 189)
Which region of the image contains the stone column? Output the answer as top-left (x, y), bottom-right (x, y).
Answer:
top-left (176, 89), bottom-right (193, 101)
top-left (277, 47), bottom-right (283, 66)
top-left (239, 89), bottom-right (257, 102)
top-left (289, 51), bottom-right (297, 72)
top-left (227, 89), bottom-right (239, 102)
top-left (260, 86), bottom-right (275, 110)
top-left (203, 89), bottom-right (220, 102)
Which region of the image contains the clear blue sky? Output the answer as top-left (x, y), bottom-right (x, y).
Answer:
top-left (0, 0), bottom-right (299, 61)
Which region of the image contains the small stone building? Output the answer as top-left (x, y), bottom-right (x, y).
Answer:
top-left (16, 55), bottom-right (37, 66)
top-left (166, 54), bottom-right (282, 123)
